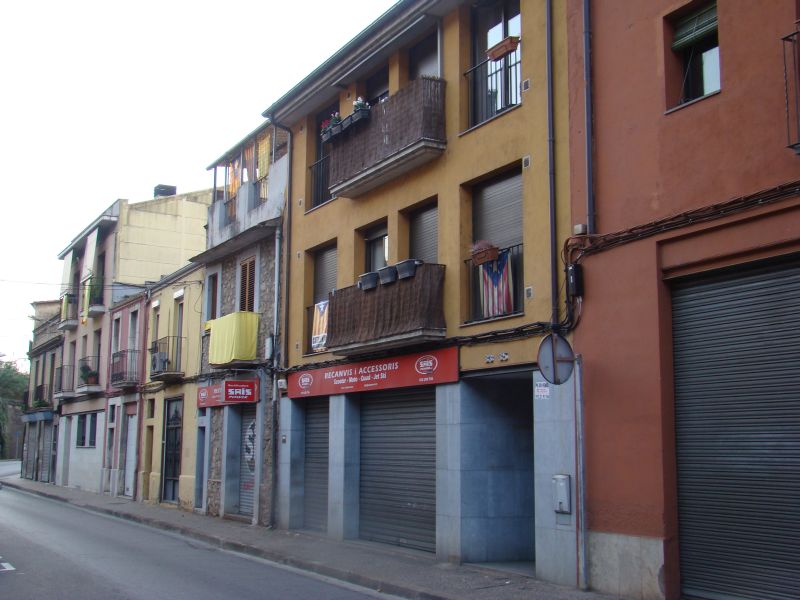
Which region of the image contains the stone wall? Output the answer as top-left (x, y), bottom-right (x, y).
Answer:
top-left (206, 406), bottom-right (223, 517)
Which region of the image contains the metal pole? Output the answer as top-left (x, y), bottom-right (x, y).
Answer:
top-left (575, 354), bottom-right (588, 589)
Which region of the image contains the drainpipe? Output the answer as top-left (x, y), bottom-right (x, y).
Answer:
top-left (546, 0), bottom-right (559, 325)
top-left (437, 18), bottom-right (444, 78)
top-left (264, 116), bottom-right (292, 526)
top-left (575, 355), bottom-right (588, 589)
top-left (583, 0), bottom-right (596, 234)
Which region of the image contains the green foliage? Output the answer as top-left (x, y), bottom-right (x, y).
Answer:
top-left (0, 361), bottom-right (28, 451)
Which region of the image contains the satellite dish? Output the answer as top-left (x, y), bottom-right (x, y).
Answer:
top-left (537, 333), bottom-right (575, 385)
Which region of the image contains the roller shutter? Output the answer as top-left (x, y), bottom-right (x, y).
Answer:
top-left (38, 422), bottom-right (53, 483)
top-left (360, 388), bottom-right (436, 553)
top-left (239, 406), bottom-right (257, 516)
top-left (473, 171), bottom-right (522, 250)
top-left (314, 245), bottom-right (338, 304)
top-left (410, 203), bottom-right (438, 264)
top-left (672, 261), bottom-right (800, 600)
top-left (304, 398), bottom-right (329, 532)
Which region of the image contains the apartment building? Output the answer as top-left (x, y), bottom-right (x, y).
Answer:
top-left (190, 122), bottom-right (288, 524)
top-left (566, 1), bottom-right (800, 598)
top-left (267, 0), bottom-right (578, 586)
top-left (53, 189), bottom-right (211, 493)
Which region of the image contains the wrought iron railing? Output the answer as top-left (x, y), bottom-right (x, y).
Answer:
top-left (783, 29), bottom-right (800, 154)
top-left (309, 155), bottom-right (332, 208)
top-left (55, 365), bottom-right (75, 394)
top-left (464, 243), bottom-right (524, 322)
top-left (77, 355), bottom-right (101, 386)
top-left (150, 336), bottom-right (184, 377)
top-left (111, 349), bottom-right (140, 385)
top-left (465, 47), bottom-right (522, 127)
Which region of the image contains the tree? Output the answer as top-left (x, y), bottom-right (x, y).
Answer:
top-left (0, 361), bottom-right (28, 458)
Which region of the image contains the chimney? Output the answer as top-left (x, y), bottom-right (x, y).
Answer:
top-left (154, 184), bottom-right (177, 198)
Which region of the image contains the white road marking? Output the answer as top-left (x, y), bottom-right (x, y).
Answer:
top-left (0, 562), bottom-right (15, 572)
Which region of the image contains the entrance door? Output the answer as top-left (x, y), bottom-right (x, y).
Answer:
top-left (238, 405), bottom-right (257, 516)
top-left (162, 399), bottom-right (182, 503)
top-left (123, 414), bottom-right (137, 497)
top-left (360, 388), bottom-right (436, 552)
top-left (672, 262), bottom-right (800, 599)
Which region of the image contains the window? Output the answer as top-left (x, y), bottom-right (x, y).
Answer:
top-left (366, 66), bottom-right (390, 106)
top-left (671, 3), bottom-right (719, 104)
top-left (409, 203), bottom-right (438, 263)
top-left (129, 310), bottom-right (139, 350)
top-left (147, 398), bottom-right (155, 419)
top-left (111, 317), bottom-right (121, 354)
top-left (205, 272), bottom-right (219, 321)
top-left (364, 225), bottom-right (388, 272)
top-left (76, 413), bottom-right (98, 447)
top-left (311, 102), bottom-right (338, 208)
top-left (109, 404), bottom-right (116, 424)
top-left (310, 245), bottom-right (337, 353)
top-left (468, 0), bottom-right (521, 126)
top-left (239, 256), bottom-right (256, 312)
top-left (410, 31), bottom-right (439, 80)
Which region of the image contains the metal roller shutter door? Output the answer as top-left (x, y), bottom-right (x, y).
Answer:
top-left (672, 262), bottom-right (800, 600)
top-left (26, 424), bottom-right (38, 480)
top-left (304, 398), bottom-right (329, 532)
top-left (38, 422), bottom-right (53, 483)
top-left (239, 406), bottom-right (257, 516)
top-left (360, 388), bottom-right (436, 553)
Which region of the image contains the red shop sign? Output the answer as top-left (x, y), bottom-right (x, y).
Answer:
top-left (197, 379), bottom-right (259, 408)
top-left (287, 347), bottom-right (458, 398)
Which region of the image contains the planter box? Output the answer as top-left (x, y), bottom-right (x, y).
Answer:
top-left (471, 246), bottom-right (499, 265)
top-left (487, 36), bottom-right (520, 61)
top-left (351, 107), bottom-right (370, 124)
top-left (396, 259), bottom-right (423, 279)
top-left (321, 130), bottom-right (332, 143)
top-left (358, 272), bottom-right (379, 291)
top-left (378, 265), bottom-right (398, 285)
top-left (330, 123), bottom-right (342, 135)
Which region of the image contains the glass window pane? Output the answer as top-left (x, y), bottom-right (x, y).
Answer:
top-left (702, 45), bottom-right (720, 95)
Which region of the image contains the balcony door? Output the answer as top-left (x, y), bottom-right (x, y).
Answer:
top-left (161, 398), bottom-right (183, 503)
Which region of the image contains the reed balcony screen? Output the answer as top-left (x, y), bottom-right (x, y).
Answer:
top-left (206, 311), bottom-right (259, 366)
top-left (111, 349), bottom-right (140, 387)
top-left (329, 77), bottom-right (446, 198)
top-left (327, 263), bottom-right (446, 355)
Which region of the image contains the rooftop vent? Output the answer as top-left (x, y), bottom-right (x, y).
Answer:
top-left (154, 184), bottom-right (177, 198)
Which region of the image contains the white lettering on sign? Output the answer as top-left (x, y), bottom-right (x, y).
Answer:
top-left (534, 381), bottom-right (550, 400)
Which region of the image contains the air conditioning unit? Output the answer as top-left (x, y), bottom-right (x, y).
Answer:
top-left (151, 352), bottom-right (169, 372)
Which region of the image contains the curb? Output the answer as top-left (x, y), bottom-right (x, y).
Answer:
top-left (0, 479), bottom-right (451, 600)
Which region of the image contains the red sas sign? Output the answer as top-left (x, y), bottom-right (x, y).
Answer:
top-left (197, 379), bottom-right (259, 408)
top-left (287, 347), bottom-right (458, 398)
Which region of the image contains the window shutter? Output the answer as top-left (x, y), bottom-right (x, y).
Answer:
top-left (672, 4), bottom-right (717, 51)
top-left (473, 171), bottom-right (523, 249)
top-left (410, 204), bottom-right (438, 263)
top-left (240, 257), bottom-right (256, 312)
top-left (314, 245), bottom-right (338, 304)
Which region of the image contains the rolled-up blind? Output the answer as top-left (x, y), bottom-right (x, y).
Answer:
top-left (672, 4), bottom-right (717, 51)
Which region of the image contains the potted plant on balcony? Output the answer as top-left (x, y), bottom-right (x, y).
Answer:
top-left (351, 97), bottom-right (371, 123)
top-left (79, 364), bottom-right (99, 385)
top-left (378, 265), bottom-right (398, 285)
top-left (358, 272), bottom-right (380, 291)
top-left (320, 118), bottom-right (332, 143)
top-left (396, 258), bottom-right (424, 279)
top-left (471, 240), bottom-right (499, 265)
top-left (329, 112), bottom-right (342, 135)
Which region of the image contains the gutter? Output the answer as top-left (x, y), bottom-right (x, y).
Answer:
top-left (546, 0), bottom-right (559, 324)
top-left (584, 0), bottom-right (596, 234)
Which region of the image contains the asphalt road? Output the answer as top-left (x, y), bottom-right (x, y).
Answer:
top-left (0, 486), bottom-right (399, 600)
top-left (0, 460), bottom-right (21, 478)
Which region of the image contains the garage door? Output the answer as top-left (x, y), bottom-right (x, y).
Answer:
top-left (672, 261), bottom-right (800, 600)
top-left (239, 406), bottom-right (257, 516)
top-left (360, 388), bottom-right (436, 553)
top-left (304, 398), bottom-right (329, 532)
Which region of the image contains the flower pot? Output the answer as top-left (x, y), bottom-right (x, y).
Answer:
top-left (471, 246), bottom-right (499, 265)
top-left (396, 259), bottom-right (423, 279)
top-left (378, 265), bottom-right (398, 285)
top-left (330, 123), bottom-right (342, 135)
top-left (486, 36), bottom-right (520, 61)
top-left (358, 272), bottom-right (379, 291)
top-left (351, 107), bottom-right (370, 123)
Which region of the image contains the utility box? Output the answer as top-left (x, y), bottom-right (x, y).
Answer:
top-left (552, 474), bottom-right (571, 514)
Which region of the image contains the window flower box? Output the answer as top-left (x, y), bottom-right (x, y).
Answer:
top-left (378, 265), bottom-right (397, 285)
top-left (487, 36), bottom-right (520, 61)
top-left (471, 240), bottom-right (499, 265)
top-left (358, 272), bottom-right (379, 291)
top-left (396, 259), bottom-right (423, 279)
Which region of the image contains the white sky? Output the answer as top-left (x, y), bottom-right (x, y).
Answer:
top-left (0, 0), bottom-right (397, 371)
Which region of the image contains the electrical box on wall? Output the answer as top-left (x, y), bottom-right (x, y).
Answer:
top-left (552, 474), bottom-right (572, 514)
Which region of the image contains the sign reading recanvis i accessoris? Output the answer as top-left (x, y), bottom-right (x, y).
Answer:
top-left (197, 379), bottom-right (259, 408)
top-left (287, 347), bottom-right (458, 398)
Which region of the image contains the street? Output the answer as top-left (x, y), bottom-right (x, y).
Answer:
top-left (0, 460), bottom-right (20, 478)
top-left (0, 484), bottom-right (398, 600)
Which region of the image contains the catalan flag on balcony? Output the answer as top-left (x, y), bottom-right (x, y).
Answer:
top-left (311, 300), bottom-right (329, 353)
top-left (479, 249), bottom-right (514, 319)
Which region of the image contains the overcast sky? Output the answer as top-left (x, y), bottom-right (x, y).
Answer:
top-left (0, 0), bottom-right (397, 370)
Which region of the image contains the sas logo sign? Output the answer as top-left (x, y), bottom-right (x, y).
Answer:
top-left (415, 355), bottom-right (438, 375)
top-left (298, 373), bottom-right (314, 389)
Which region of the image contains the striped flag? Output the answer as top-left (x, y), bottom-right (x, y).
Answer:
top-left (479, 249), bottom-right (514, 318)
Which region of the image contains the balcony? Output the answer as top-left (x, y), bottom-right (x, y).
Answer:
top-left (76, 356), bottom-right (103, 394)
top-left (309, 155), bottom-right (332, 208)
top-left (325, 263), bottom-right (446, 356)
top-left (783, 28), bottom-right (800, 154)
top-left (85, 276), bottom-right (105, 317)
top-left (150, 336), bottom-right (185, 381)
top-left (53, 365), bottom-right (76, 399)
top-left (207, 311), bottom-right (259, 368)
top-left (58, 293), bottom-right (78, 331)
top-left (465, 47), bottom-right (522, 128)
top-left (328, 77), bottom-right (446, 199)
top-left (110, 349), bottom-right (141, 389)
top-left (464, 244), bottom-right (524, 323)
top-left (33, 384), bottom-right (52, 408)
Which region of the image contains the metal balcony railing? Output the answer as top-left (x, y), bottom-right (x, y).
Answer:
top-left (783, 29), bottom-right (800, 154)
top-left (150, 336), bottom-right (184, 379)
top-left (77, 355), bottom-right (101, 386)
top-left (465, 47), bottom-right (522, 127)
top-left (55, 365), bottom-right (75, 394)
top-left (464, 243), bottom-right (524, 322)
top-left (60, 292), bottom-right (78, 323)
top-left (310, 155), bottom-right (332, 208)
top-left (110, 349), bottom-right (140, 386)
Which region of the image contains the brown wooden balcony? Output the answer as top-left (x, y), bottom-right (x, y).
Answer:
top-left (328, 77), bottom-right (446, 199)
top-left (111, 349), bottom-right (141, 388)
top-left (327, 263), bottom-right (446, 356)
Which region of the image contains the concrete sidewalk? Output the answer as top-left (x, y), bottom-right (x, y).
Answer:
top-left (0, 475), bottom-right (617, 600)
